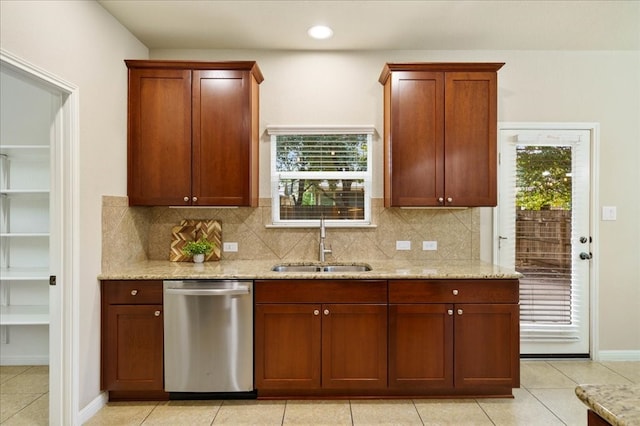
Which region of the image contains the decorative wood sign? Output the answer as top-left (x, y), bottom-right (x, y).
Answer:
top-left (169, 219), bottom-right (222, 262)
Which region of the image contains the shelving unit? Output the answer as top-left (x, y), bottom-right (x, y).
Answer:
top-left (0, 143), bottom-right (50, 361)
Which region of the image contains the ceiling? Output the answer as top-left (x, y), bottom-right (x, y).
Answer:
top-left (98, 0), bottom-right (640, 51)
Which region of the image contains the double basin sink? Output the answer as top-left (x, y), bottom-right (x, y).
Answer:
top-left (271, 263), bottom-right (372, 273)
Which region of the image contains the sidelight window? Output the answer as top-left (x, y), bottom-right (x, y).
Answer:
top-left (267, 126), bottom-right (373, 226)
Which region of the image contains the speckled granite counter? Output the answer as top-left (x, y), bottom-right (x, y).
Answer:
top-left (99, 259), bottom-right (521, 281)
top-left (576, 384), bottom-right (640, 426)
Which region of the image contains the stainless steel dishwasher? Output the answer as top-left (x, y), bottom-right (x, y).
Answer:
top-left (163, 280), bottom-right (254, 396)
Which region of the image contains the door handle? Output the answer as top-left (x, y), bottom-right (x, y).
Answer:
top-left (579, 252), bottom-right (592, 260)
top-left (164, 287), bottom-right (250, 296)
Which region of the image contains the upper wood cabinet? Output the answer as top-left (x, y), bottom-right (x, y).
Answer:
top-left (126, 60), bottom-right (263, 206)
top-left (379, 63), bottom-right (504, 207)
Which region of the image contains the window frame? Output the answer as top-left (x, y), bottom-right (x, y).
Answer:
top-left (267, 125), bottom-right (375, 228)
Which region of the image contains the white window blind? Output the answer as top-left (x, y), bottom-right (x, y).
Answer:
top-left (267, 126), bottom-right (373, 226)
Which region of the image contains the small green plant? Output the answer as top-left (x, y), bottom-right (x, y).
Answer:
top-left (182, 238), bottom-right (215, 256)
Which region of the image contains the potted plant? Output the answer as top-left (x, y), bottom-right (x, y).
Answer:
top-left (182, 238), bottom-right (215, 263)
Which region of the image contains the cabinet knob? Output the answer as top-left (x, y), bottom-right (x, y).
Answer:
top-left (154, 310), bottom-right (161, 317)
top-left (130, 290), bottom-right (138, 296)
top-left (447, 309), bottom-right (454, 316)
top-left (313, 309), bottom-right (320, 316)
top-left (192, 197), bottom-right (198, 202)
top-left (452, 289), bottom-right (459, 296)
top-left (457, 309), bottom-right (463, 315)
top-left (183, 196), bottom-right (189, 202)
top-left (447, 197), bottom-right (453, 203)
top-left (438, 197), bottom-right (444, 204)
top-left (323, 309), bottom-right (330, 316)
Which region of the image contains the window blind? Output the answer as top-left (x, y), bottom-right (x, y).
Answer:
top-left (268, 126), bottom-right (373, 226)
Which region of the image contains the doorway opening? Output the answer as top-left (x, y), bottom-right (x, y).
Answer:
top-left (1, 49), bottom-right (79, 425)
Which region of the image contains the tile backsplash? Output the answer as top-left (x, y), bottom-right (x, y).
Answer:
top-left (102, 196), bottom-right (479, 271)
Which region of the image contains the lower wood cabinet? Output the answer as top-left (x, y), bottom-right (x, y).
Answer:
top-left (101, 280), bottom-right (168, 401)
top-left (254, 280), bottom-right (388, 396)
top-left (389, 279), bottom-right (520, 396)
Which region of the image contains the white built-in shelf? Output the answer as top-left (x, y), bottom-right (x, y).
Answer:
top-left (0, 267), bottom-right (49, 281)
top-left (0, 189), bottom-right (49, 195)
top-left (0, 233), bottom-right (49, 238)
top-left (0, 305), bottom-right (49, 325)
top-left (0, 145), bottom-right (49, 155)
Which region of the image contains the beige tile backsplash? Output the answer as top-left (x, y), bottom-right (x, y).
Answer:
top-left (102, 196), bottom-right (479, 271)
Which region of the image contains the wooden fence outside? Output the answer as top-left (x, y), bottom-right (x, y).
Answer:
top-left (516, 209), bottom-right (572, 270)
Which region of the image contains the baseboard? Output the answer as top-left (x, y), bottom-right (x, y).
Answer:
top-left (597, 350), bottom-right (640, 361)
top-left (0, 355), bottom-right (49, 365)
top-left (78, 391), bottom-right (108, 424)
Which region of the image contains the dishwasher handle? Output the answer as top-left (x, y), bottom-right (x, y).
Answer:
top-left (165, 287), bottom-right (250, 296)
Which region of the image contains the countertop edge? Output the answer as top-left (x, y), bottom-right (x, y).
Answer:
top-left (98, 260), bottom-right (522, 281)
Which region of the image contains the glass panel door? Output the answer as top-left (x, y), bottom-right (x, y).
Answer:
top-left (498, 128), bottom-right (591, 355)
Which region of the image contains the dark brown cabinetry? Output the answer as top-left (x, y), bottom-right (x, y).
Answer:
top-left (389, 279), bottom-right (520, 396)
top-left (101, 280), bottom-right (167, 401)
top-left (379, 63), bottom-right (504, 207)
top-left (126, 60), bottom-right (263, 207)
top-left (254, 280), bottom-right (388, 396)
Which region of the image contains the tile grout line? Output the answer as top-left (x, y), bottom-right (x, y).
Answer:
top-left (473, 398), bottom-right (498, 425)
top-left (599, 361), bottom-right (637, 383)
top-left (524, 386), bottom-right (571, 425)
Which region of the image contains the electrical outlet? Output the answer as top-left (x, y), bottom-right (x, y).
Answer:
top-left (422, 241), bottom-right (438, 251)
top-left (396, 241), bottom-right (411, 250)
top-left (223, 242), bottom-right (238, 252)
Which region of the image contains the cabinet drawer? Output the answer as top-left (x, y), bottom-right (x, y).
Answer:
top-left (102, 280), bottom-right (163, 304)
top-left (389, 280), bottom-right (518, 304)
top-left (255, 280), bottom-right (387, 304)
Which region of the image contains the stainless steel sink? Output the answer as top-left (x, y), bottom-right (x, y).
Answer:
top-left (271, 263), bottom-right (372, 273)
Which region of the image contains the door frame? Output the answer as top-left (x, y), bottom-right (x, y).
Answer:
top-left (494, 122), bottom-right (600, 359)
top-left (1, 49), bottom-right (80, 425)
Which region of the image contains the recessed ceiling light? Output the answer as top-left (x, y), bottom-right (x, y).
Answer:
top-left (307, 25), bottom-right (333, 40)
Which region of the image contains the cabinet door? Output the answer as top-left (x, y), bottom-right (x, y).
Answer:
top-left (389, 304), bottom-right (454, 389)
top-left (444, 72), bottom-right (497, 206)
top-left (321, 304), bottom-right (387, 389)
top-left (454, 303), bottom-right (520, 389)
top-left (388, 71), bottom-right (445, 207)
top-left (255, 304), bottom-right (321, 390)
top-left (192, 70), bottom-right (252, 206)
top-left (103, 305), bottom-right (164, 391)
top-left (128, 68), bottom-right (192, 206)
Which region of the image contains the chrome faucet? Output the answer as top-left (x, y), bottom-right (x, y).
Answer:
top-left (319, 216), bottom-right (332, 262)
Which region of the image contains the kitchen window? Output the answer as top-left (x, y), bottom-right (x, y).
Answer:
top-left (267, 126), bottom-right (374, 227)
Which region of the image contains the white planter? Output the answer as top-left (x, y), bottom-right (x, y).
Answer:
top-left (193, 253), bottom-right (205, 263)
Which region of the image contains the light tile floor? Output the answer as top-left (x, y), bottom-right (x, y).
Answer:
top-left (1, 361), bottom-right (638, 425)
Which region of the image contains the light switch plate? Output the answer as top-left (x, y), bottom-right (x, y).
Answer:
top-left (602, 206), bottom-right (617, 221)
top-left (396, 241), bottom-right (411, 250)
top-left (422, 241), bottom-right (438, 251)
top-left (223, 242), bottom-right (238, 252)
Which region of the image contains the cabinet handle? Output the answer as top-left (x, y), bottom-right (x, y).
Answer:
top-left (154, 310), bottom-right (161, 317)
top-left (447, 197), bottom-right (453, 203)
top-left (192, 196), bottom-right (198, 202)
top-left (183, 196), bottom-right (189, 202)
top-left (313, 309), bottom-right (320, 316)
top-left (452, 289), bottom-right (459, 296)
top-left (447, 309), bottom-right (454, 316)
top-left (438, 197), bottom-right (444, 204)
top-left (323, 309), bottom-right (330, 316)
top-left (457, 309), bottom-right (463, 315)
top-left (130, 290), bottom-right (138, 296)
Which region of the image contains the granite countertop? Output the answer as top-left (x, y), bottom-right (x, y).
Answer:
top-left (98, 259), bottom-right (521, 281)
top-left (575, 384), bottom-right (640, 426)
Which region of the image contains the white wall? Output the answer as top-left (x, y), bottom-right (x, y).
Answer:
top-left (153, 48), bottom-right (640, 354)
top-left (0, 0), bottom-right (148, 410)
